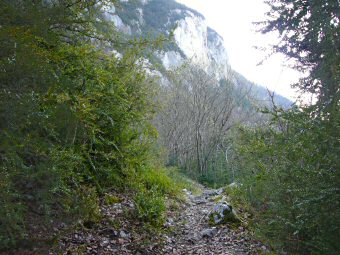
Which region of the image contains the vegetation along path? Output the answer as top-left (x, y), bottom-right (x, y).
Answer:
top-left (45, 186), bottom-right (269, 255)
top-left (48, 186), bottom-right (268, 255)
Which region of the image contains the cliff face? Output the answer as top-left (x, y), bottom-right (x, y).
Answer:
top-left (166, 13), bottom-right (229, 80)
top-left (101, 0), bottom-right (291, 108)
top-left (102, 0), bottom-right (230, 80)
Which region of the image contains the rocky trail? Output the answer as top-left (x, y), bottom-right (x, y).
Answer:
top-left (48, 186), bottom-right (267, 255)
top-left (160, 187), bottom-right (266, 255)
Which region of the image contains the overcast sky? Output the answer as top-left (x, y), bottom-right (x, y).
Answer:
top-left (176, 0), bottom-right (302, 100)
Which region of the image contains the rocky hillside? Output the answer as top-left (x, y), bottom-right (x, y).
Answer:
top-left (102, 0), bottom-right (292, 108)
top-left (105, 0), bottom-right (228, 79)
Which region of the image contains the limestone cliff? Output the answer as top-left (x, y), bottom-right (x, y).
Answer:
top-left (102, 0), bottom-right (230, 80)
top-left (101, 0), bottom-right (291, 108)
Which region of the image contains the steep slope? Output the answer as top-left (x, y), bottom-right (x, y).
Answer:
top-left (105, 0), bottom-right (229, 80)
top-left (234, 72), bottom-right (293, 109)
top-left (103, 0), bottom-right (292, 107)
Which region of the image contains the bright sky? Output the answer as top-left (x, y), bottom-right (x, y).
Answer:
top-left (176, 0), bottom-right (302, 101)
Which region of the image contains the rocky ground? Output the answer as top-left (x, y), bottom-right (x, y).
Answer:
top-left (159, 188), bottom-right (267, 255)
top-left (47, 186), bottom-right (268, 255)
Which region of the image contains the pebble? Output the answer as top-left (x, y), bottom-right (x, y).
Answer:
top-left (119, 230), bottom-right (130, 239)
top-left (200, 228), bottom-right (218, 238)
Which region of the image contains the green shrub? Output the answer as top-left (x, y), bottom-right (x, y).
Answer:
top-left (134, 187), bottom-right (166, 227)
top-left (138, 166), bottom-right (179, 197)
top-left (166, 167), bottom-right (202, 195)
top-left (104, 194), bottom-right (123, 205)
top-left (0, 177), bottom-right (24, 249)
top-left (0, 0), bottom-right (161, 249)
top-left (65, 186), bottom-right (101, 225)
top-left (233, 109), bottom-right (340, 254)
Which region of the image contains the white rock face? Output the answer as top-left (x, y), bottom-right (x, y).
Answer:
top-left (173, 14), bottom-right (210, 68)
top-left (160, 51), bottom-right (183, 69)
top-left (207, 29), bottom-right (230, 80)
top-left (111, 15), bottom-right (132, 35)
top-left (102, 1), bottom-right (230, 81)
top-left (101, 2), bottom-right (132, 35)
top-left (208, 31), bottom-right (228, 66)
top-left (161, 10), bottom-right (230, 80)
top-left (101, 3), bottom-right (115, 14)
top-left (136, 8), bottom-right (144, 24)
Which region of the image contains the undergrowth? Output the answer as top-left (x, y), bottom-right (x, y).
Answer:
top-left (132, 166), bottom-right (201, 227)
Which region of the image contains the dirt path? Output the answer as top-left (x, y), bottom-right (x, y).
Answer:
top-left (159, 188), bottom-right (264, 255)
top-left (49, 187), bottom-right (267, 255)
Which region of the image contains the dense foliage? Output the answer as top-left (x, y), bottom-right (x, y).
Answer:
top-left (0, 0), bottom-right (175, 249)
top-left (233, 0), bottom-right (340, 254)
top-left (234, 108), bottom-right (339, 254)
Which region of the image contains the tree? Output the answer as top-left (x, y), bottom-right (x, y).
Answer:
top-left (233, 1), bottom-right (340, 253)
top-left (260, 0), bottom-right (339, 117)
top-left (155, 64), bottom-right (251, 185)
top-left (0, 0), bottom-right (160, 248)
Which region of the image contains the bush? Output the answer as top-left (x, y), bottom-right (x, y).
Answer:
top-left (233, 109), bottom-right (340, 254)
top-left (0, 0), bottom-right (160, 249)
top-left (134, 187), bottom-right (166, 227)
top-left (166, 167), bottom-right (202, 195)
top-left (138, 166), bottom-right (180, 197)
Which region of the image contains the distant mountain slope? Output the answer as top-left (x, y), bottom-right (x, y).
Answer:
top-left (234, 72), bottom-right (293, 109)
top-left (107, 0), bottom-right (229, 79)
top-left (103, 0), bottom-right (292, 107)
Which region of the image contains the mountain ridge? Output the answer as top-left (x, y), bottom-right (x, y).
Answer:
top-left (105, 0), bottom-right (292, 108)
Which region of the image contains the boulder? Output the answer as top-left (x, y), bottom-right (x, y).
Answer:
top-left (209, 202), bottom-right (240, 224)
